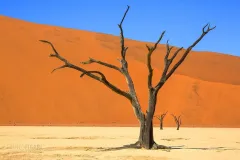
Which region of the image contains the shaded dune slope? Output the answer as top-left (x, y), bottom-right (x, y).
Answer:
top-left (0, 15), bottom-right (240, 127)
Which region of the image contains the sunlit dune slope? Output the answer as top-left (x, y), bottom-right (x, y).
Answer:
top-left (0, 15), bottom-right (240, 127)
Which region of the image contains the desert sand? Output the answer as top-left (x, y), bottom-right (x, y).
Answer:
top-left (0, 126), bottom-right (239, 160)
top-left (0, 15), bottom-right (240, 127)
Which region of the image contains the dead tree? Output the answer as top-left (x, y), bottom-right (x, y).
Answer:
top-left (40, 5), bottom-right (216, 149)
top-left (171, 114), bottom-right (182, 130)
top-left (154, 111), bottom-right (168, 130)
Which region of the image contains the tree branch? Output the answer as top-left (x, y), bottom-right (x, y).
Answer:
top-left (162, 111), bottom-right (168, 118)
top-left (80, 71), bottom-right (106, 80)
top-left (155, 45), bottom-right (183, 89)
top-left (154, 23), bottom-right (216, 91)
top-left (154, 111), bottom-right (168, 120)
top-left (146, 31), bottom-right (166, 89)
top-left (81, 57), bottom-right (122, 73)
top-left (165, 24), bottom-right (216, 81)
top-left (154, 115), bottom-right (161, 120)
top-left (171, 114), bottom-right (176, 123)
top-left (39, 40), bottom-right (132, 100)
top-left (179, 116), bottom-right (182, 126)
top-left (171, 114), bottom-right (181, 125)
top-left (164, 40), bottom-right (174, 60)
top-left (116, 5), bottom-right (144, 121)
top-left (145, 31), bottom-right (166, 121)
top-left (118, 5), bottom-right (130, 60)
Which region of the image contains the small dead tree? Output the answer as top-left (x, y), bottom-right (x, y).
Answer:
top-left (40, 5), bottom-right (215, 149)
top-left (171, 114), bottom-right (182, 130)
top-left (154, 111), bottom-right (168, 130)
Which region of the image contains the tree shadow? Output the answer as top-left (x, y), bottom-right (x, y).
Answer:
top-left (99, 144), bottom-right (240, 152)
top-left (100, 143), bottom-right (141, 151)
top-left (170, 145), bottom-right (239, 151)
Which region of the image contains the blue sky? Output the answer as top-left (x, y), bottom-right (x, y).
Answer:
top-left (1, 0), bottom-right (240, 56)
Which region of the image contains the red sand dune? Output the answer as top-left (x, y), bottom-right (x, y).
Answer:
top-left (0, 15), bottom-right (240, 127)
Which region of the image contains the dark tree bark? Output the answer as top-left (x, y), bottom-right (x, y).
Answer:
top-left (155, 111), bottom-right (168, 130)
top-left (40, 5), bottom-right (216, 149)
top-left (171, 114), bottom-right (182, 130)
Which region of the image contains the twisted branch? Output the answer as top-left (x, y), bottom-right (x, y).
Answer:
top-left (81, 57), bottom-right (122, 73)
top-left (39, 40), bottom-right (131, 100)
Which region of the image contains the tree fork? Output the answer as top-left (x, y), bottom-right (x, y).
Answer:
top-left (155, 111), bottom-right (168, 130)
top-left (171, 114), bottom-right (182, 130)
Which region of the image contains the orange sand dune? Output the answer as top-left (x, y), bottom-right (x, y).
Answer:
top-left (0, 15), bottom-right (240, 127)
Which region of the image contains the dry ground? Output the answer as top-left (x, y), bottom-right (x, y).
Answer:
top-left (0, 126), bottom-right (239, 160)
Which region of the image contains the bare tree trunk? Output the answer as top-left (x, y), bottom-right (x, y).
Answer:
top-left (160, 120), bottom-right (163, 130)
top-left (138, 119), bottom-right (145, 143)
top-left (177, 125), bottom-right (180, 130)
top-left (142, 119), bottom-right (154, 149)
top-left (136, 115), bottom-right (154, 149)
